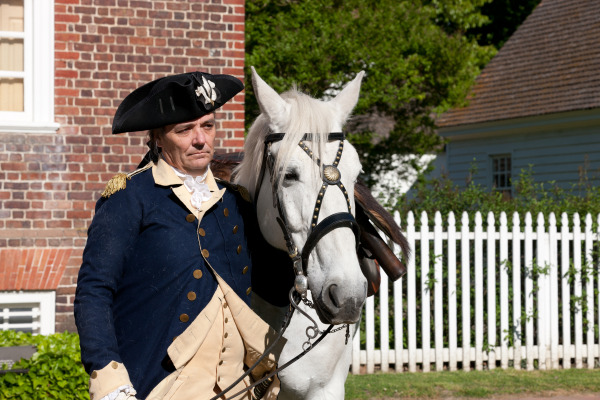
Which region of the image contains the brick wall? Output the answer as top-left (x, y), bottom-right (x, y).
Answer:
top-left (0, 0), bottom-right (245, 332)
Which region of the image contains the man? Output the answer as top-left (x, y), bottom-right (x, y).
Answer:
top-left (74, 72), bottom-right (282, 400)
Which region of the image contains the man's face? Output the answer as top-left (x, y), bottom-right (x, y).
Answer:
top-left (157, 113), bottom-right (216, 177)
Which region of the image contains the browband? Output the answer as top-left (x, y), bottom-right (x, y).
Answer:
top-left (265, 132), bottom-right (345, 145)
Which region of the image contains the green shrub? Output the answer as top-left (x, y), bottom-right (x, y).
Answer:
top-left (0, 330), bottom-right (88, 399)
top-left (396, 165), bottom-right (600, 225)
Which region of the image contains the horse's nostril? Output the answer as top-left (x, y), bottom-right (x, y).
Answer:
top-left (328, 284), bottom-right (340, 309)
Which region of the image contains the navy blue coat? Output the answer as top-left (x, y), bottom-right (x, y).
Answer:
top-left (74, 165), bottom-right (256, 398)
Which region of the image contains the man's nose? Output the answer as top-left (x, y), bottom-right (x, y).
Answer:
top-left (191, 125), bottom-right (206, 146)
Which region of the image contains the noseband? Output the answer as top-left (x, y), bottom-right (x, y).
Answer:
top-left (257, 132), bottom-right (361, 298)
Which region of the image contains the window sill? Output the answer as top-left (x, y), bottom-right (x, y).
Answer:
top-left (0, 121), bottom-right (61, 134)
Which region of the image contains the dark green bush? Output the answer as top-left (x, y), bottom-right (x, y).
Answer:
top-left (0, 330), bottom-right (88, 399)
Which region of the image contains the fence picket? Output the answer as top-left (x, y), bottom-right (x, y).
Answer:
top-left (536, 213), bottom-right (548, 370)
top-left (584, 214), bottom-right (595, 369)
top-left (574, 213), bottom-right (583, 368)
top-left (487, 212), bottom-right (497, 369)
top-left (394, 210), bottom-right (404, 373)
top-left (524, 212), bottom-right (535, 370)
top-left (407, 211), bottom-right (417, 372)
top-left (475, 212), bottom-right (484, 371)
top-left (380, 268), bottom-right (390, 372)
top-left (421, 211), bottom-right (431, 372)
top-left (448, 212), bottom-right (457, 371)
top-left (560, 212), bottom-right (571, 369)
top-left (461, 212), bottom-right (471, 371)
top-left (434, 212), bottom-right (444, 371)
top-left (499, 212), bottom-right (509, 369)
top-left (548, 213), bottom-right (559, 369)
top-left (512, 212), bottom-right (522, 370)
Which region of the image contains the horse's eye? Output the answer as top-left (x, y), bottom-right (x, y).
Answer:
top-left (284, 170), bottom-right (299, 181)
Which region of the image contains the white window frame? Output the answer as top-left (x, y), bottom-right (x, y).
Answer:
top-left (0, 291), bottom-right (56, 335)
top-left (0, 0), bottom-right (58, 133)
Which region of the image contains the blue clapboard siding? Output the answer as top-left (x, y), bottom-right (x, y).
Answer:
top-left (438, 109), bottom-right (600, 190)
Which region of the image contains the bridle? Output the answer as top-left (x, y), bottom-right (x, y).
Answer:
top-left (259, 131), bottom-right (361, 298)
top-left (209, 131), bottom-right (360, 400)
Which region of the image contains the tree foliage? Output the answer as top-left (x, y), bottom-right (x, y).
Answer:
top-left (246, 0), bottom-right (496, 183)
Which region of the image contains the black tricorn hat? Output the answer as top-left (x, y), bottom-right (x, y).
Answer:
top-left (112, 71), bottom-right (244, 134)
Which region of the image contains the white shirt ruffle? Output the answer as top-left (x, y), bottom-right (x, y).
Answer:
top-left (170, 165), bottom-right (212, 210)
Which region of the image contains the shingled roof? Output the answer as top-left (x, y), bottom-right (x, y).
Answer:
top-left (437, 0), bottom-right (600, 128)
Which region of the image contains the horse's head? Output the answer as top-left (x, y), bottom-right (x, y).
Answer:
top-left (235, 67), bottom-right (367, 324)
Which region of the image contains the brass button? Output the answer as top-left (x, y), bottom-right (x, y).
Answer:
top-left (187, 291), bottom-right (196, 301)
top-left (242, 266), bottom-right (249, 274)
top-left (237, 245), bottom-right (242, 254)
top-left (223, 208), bottom-right (229, 217)
top-left (246, 287), bottom-right (252, 295)
top-left (224, 332), bottom-right (229, 338)
top-left (185, 213), bottom-right (195, 223)
top-left (198, 228), bottom-right (206, 236)
top-left (180, 314), bottom-right (189, 323)
top-left (91, 371), bottom-right (98, 379)
top-left (233, 225), bottom-right (239, 234)
top-left (193, 269), bottom-right (203, 279)
top-left (202, 249), bottom-right (209, 258)
top-left (111, 361), bottom-right (118, 369)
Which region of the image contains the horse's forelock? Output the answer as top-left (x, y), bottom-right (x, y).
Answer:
top-left (235, 88), bottom-right (338, 197)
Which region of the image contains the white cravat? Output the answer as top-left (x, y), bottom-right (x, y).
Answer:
top-left (170, 165), bottom-right (212, 210)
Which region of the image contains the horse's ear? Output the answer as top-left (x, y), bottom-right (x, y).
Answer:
top-left (251, 66), bottom-right (290, 128)
top-left (330, 71), bottom-right (365, 122)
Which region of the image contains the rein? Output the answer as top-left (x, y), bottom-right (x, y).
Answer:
top-left (211, 132), bottom-right (358, 399)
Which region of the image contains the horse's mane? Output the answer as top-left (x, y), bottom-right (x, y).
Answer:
top-left (234, 88), bottom-right (334, 198)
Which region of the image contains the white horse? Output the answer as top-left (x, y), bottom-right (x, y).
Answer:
top-left (234, 68), bottom-right (367, 399)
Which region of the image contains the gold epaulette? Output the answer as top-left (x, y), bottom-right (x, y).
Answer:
top-left (101, 164), bottom-right (152, 198)
top-left (101, 173), bottom-right (130, 198)
top-left (215, 178), bottom-right (252, 203)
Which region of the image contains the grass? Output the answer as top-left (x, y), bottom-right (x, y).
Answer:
top-left (345, 368), bottom-right (600, 399)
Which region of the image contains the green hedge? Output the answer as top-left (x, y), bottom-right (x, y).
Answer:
top-left (0, 330), bottom-right (88, 399)
top-left (396, 165), bottom-right (600, 224)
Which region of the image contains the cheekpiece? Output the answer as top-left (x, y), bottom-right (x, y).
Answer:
top-left (112, 71), bottom-right (244, 134)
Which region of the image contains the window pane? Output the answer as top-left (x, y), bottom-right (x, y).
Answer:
top-left (0, 0), bottom-right (24, 32)
top-left (0, 38), bottom-right (24, 71)
top-left (0, 77), bottom-right (24, 111)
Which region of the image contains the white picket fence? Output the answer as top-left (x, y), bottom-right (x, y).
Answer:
top-left (351, 211), bottom-right (600, 373)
